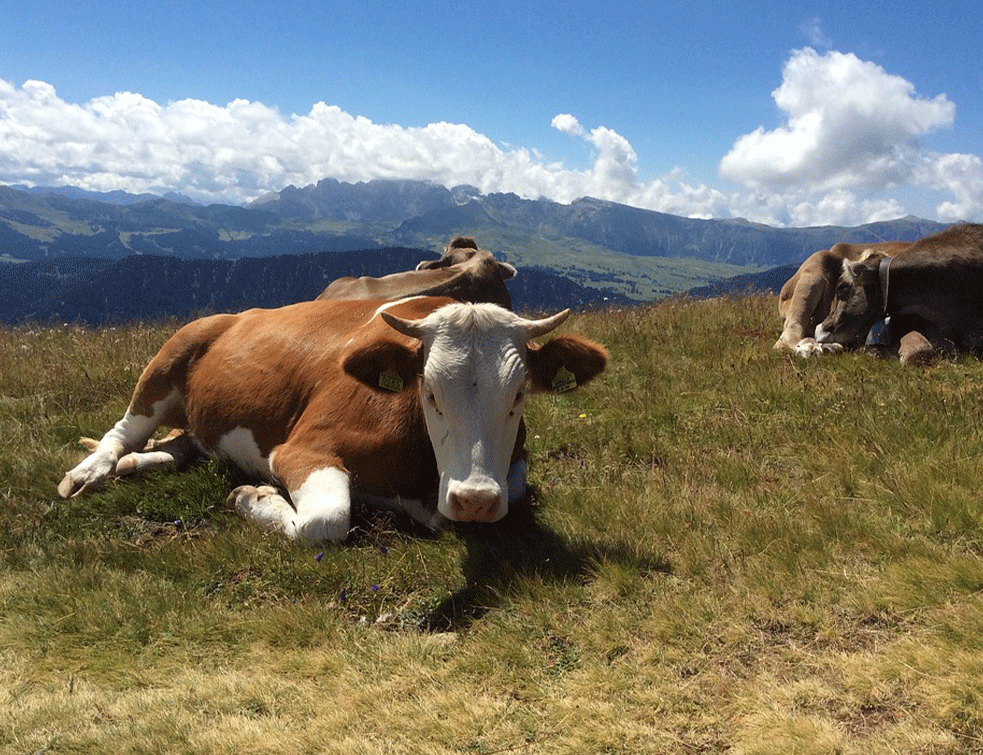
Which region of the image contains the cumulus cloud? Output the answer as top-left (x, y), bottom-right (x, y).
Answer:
top-left (1, 61), bottom-right (980, 227)
top-left (550, 113), bottom-right (585, 137)
top-left (0, 79), bottom-right (722, 216)
top-left (719, 47), bottom-right (982, 221)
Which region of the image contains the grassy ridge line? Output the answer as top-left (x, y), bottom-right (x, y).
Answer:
top-left (2, 296), bottom-right (983, 754)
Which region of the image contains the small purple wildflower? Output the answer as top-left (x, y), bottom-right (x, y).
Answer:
top-left (371, 584), bottom-right (379, 593)
top-left (338, 589), bottom-right (347, 603)
top-left (314, 552), bottom-right (324, 562)
top-left (379, 545), bottom-right (389, 555)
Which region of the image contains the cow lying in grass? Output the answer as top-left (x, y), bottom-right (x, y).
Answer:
top-left (59, 297), bottom-right (607, 543)
top-left (816, 224), bottom-right (983, 365)
top-left (775, 241), bottom-right (910, 356)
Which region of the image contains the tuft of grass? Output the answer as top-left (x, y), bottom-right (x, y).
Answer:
top-left (3, 294), bottom-right (983, 753)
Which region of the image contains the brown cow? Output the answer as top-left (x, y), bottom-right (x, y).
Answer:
top-left (59, 298), bottom-right (607, 543)
top-left (816, 224), bottom-right (983, 364)
top-left (318, 236), bottom-right (516, 310)
top-left (102, 237), bottom-right (520, 475)
top-left (775, 241), bottom-right (911, 356)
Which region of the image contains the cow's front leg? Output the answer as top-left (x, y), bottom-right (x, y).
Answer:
top-left (229, 467), bottom-right (351, 545)
top-left (285, 466), bottom-right (353, 544)
top-left (231, 445), bottom-right (353, 544)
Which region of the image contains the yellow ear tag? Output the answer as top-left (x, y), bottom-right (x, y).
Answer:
top-left (379, 368), bottom-right (404, 392)
top-left (551, 366), bottom-right (578, 393)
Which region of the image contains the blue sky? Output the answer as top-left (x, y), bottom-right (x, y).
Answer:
top-left (1, 0), bottom-right (981, 226)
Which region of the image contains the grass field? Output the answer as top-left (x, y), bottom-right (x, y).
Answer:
top-left (3, 295), bottom-right (983, 754)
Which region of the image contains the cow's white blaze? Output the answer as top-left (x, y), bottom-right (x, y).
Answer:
top-left (423, 329), bottom-right (526, 522)
top-left (383, 302), bottom-right (567, 523)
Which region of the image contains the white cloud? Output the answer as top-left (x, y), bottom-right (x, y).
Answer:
top-left (550, 113), bottom-right (584, 137)
top-left (0, 80), bottom-right (713, 214)
top-left (719, 47), bottom-right (982, 222)
top-left (1, 61), bottom-right (981, 227)
top-left (800, 17), bottom-right (833, 50)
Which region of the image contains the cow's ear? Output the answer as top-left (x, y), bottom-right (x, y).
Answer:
top-left (342, 340), bottom-right (422, 392)
top-left (844, 255), bottom-right (881, 285)
top-left (496, 261), bottom-right (518, 280)
top-left (527, 335), bottom-right (608, 393)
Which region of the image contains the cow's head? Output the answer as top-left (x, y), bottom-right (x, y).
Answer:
top-left (815, 250), bottom-right (887, 348)
top-left (415, 237), bottom-right (518, 282)
top-left (380, 302), bottom-right (606, 523)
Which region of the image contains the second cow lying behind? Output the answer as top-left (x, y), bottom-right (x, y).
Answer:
top-left (318, 236), bottom-right (516, 310)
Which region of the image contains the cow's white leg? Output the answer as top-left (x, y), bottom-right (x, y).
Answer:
top-left (230, 468), bottom-right (352, 545)
top-left (287, 468), bottom-right (352, 544)
top-left (115, 429), bottom-right (200, 476)
top-left (58, 409), bottom-right (161, 498)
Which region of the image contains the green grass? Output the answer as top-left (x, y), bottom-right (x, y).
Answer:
top-left (3, 295), bottom-right (983, 753)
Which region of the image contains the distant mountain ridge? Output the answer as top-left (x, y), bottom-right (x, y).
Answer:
top-left (248, 178), bottom-right (950, 268)
top-left (0, 179), bottom-right (955, 326)
top-left (8, 184), bottom-right (199, 206)
top-left (0, 248), bottom-right (629, 326)
top-left (1, 179), bottom-right (950, 268)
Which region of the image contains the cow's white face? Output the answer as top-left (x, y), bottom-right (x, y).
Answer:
top-left (383, 303), bottom-right (568, 523)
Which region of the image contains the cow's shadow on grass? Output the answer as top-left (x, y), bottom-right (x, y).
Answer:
top-left (419, 484), bottom-right (673, 632)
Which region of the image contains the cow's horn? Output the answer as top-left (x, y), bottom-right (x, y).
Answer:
top-left (524, 309), bottom-right (570, 339)
top-left (381, 311), bottom-right (426, 339)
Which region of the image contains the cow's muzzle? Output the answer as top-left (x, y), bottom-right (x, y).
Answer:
top-left (445, 480), bottom-right (505, 523)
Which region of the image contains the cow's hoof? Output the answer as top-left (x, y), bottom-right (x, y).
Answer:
top-left (794, 338), bottom-right (822, 357)
top-left (227, 484), bottom-right (281, 513)
top-left (899, 331), bottom-right (936, 366)
top-left (58, 455), bottom-right (115, 498)
top-left (796, 339), bottom-right (844, 357)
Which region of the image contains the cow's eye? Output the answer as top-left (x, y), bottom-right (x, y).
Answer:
top-left (426, 390), bottom-right (442, 415)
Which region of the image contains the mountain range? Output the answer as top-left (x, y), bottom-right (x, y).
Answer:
top-left (0, 179), bottom-right (952, 324)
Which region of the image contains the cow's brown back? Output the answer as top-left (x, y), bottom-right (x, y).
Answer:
top-left (318, 238), bottom-right (514, 309)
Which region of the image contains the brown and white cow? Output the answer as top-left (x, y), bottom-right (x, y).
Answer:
top-left (775, 241), bottom-right (911, 356)
top-left (318, 237), bottom-right (516, 310)
top-left (816, 224), bottom-right (983, 364)
top-left (59, 297), bottom-right (607, 543)
top-left (101, 237), bottom-right (520, 477)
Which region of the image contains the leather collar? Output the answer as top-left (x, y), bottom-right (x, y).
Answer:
top-left (878, 255), bottom-right (892, 316)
